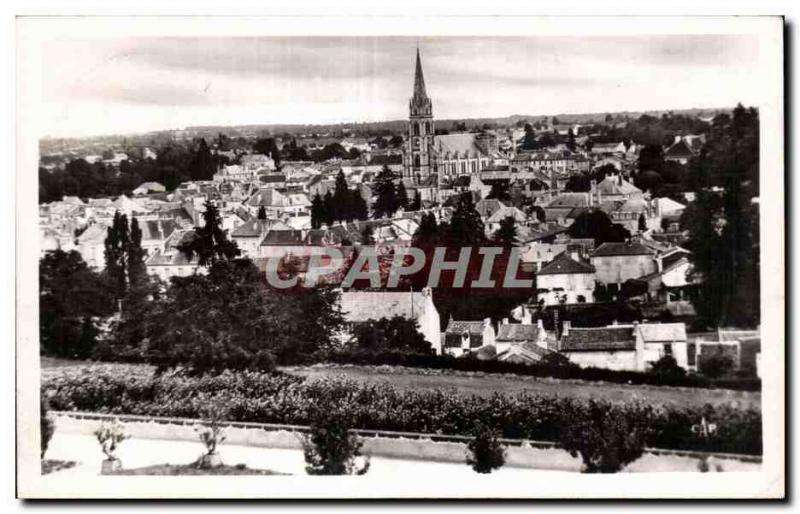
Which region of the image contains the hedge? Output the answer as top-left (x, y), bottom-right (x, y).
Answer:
top-left (325, 350), bottom-right (761, 391)
top-left (42, 368), bottom-right (762, 456)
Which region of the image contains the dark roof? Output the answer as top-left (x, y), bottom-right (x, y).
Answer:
top-left (592, 242), bottom-right (653, 257)
top-left (537, 252), bottom-right (595, 275)
top-left (496, 323), bottom-right (540, 342)
top-left (231, 219), bottom-right (267, 238)
top-left (260, 229), bottom-right (304, 246)
top-left (445, 320), bottom-right (486, 335)
top-left (560, 326), bottom-right (635, 352)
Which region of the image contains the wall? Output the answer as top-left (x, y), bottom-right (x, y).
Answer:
top-left (591, 255), bottom-right (656, 285)
top-left (563, 350), bottom-right (638, 371)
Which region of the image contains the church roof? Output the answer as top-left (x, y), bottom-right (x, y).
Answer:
top-left (434, 133), bottom-right (487, 157)
top-left (413, 48), bottom-right (428, 100)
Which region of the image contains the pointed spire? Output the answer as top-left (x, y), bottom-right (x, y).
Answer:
top-left (413, 47), bottom-right (428, 101)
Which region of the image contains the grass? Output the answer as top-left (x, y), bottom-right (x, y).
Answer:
top-left (283, 364), bottom-right (761, 410)
top-left (108, 463), bottom-right (285, 475)
top-left (40, 357), bottom-right (760, 410)
top-left (41, 459), bottom-right (76, 475)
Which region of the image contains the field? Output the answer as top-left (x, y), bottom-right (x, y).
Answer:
top-left (282, 364), bottom-right (761, 410)
top-left (40, 358), bottom-right (760, 410)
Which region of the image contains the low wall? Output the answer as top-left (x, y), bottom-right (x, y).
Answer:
top-left (53, 411), bottom-right (761, 472)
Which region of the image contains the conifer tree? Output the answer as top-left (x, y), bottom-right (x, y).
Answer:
top-left (409, 190), bottom-right (422, 211)
top-left (396, 181), bottom-right (409, 210)
top-left (178, 201), bottom-right (241, 266)
top-left (446, 195), bottom-right (485, 246)
top-left (257, 205), bottom-right (267, 220)
top-left (310, 193), bottom-right (325, 229)
top-left (372, 165), bottom-right (399, 219)
top-left (493, 216), bottom-right (518, 247)
top-left (333, 170), bottom-right (352, 221)
top-left (126, 217), bottom-right (147, 290)
top-left (351, 190), bottom-right (369, 220)
top-left (323, 191), bottom-right (335, 226)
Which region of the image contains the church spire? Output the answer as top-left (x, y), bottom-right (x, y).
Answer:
top-left (413, 47), bottom-right (428, 101)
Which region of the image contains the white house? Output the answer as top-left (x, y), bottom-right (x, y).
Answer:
top-left (339, 288), bottom-right (441, 354)
top-left (536, 252), bottom-right (596, 306)
top-left (443, 318), bottom-right (496, 358)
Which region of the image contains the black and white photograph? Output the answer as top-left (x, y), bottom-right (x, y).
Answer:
top-left (14, 14), bottom-right (785, 499)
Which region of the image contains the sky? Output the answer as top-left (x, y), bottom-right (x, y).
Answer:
top-left (37, 35), bottom-right (761, 138)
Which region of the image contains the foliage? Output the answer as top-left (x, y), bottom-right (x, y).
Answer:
top-left (41, 395), bottom-right (55, 459)
top-left (681, 105), bottom-right (760, 328)
top-left (177, 201), bottom-right (241, 266)
top-left (351, 316), bottom-right (433, 354)
top-left (446, 194), bottom-right (486, 246)
top-left (493, 216), bottom-right (518, 247)
top-left (557, 399), bottom-right (656, 473)
top-left (195, 401), bottom-right (229, 458)
top-left (301, 406), bottom-right (370, 475)
top-left (94, 419), bottom-right (129, 460)
top-left (649, 355), bottom-right (687, 380)
top-left (39, 250), bottom-right (114, 358)
top-left (466, 422), bottom-right (506, 473)
top-left (567, 210), bottom-right (631, 246)
top-left (372, 165), bottom-right (399, 219)
top-left (43, 370), bottom-right (763, 455)
top-left (142, 260), bottom-right (344, 374)
top-left (699, 354), bottom-right (735, 379)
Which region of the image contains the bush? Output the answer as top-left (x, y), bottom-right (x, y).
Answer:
top-left (302, 406), bottom-right (369, 475)
top-left (40, 395), bottom-right (55, 459)
top-left (699, 354), bottom-right (735, 379)
top-left (649, 355), bottom-right (687, 380)
top-left (557, 399), bottom-right (656, 473)
top-left (466, 422), bottom-right (506, 473)
top-left (41, 369), bottom-right (763, 455)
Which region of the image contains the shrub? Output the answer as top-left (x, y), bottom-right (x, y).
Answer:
top-left (466, 422), bottom-right (506, 473)
top-left (94, 419), bottom-right (129, 461)
top-left (649, 355), bottom-right (686, 380)
top-left (41, 369), bottom-right (763, 455)
top-left (301, 406), bottom-right (369, 475)
top-left (557, 399), bottom-right (657, 473)
top-left (40, 395), bottom-right (55, 459)
top-left (699, 354), bottom-right (735, 379)
top-left (194, 400), bottom-right (229, 467)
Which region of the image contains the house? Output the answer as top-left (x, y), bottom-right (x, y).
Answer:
top-left (558, 321), bottom-right (688, 371)
top-left (494, 319), bottom-right (552, 362)
top-left (590, 173), bottom-right (643, 204)
top-left (145, 230), bottom-right (202, 281)
top-left (590, 242), bottom-right (656, 291)
top-left (443, 318), bottom-right (496, 358)
top-left (535, 252), bottom-right (596, 306)
top-left (339, 288), bottom-right (441, 354)
top-left (664, 138), bottom-right (696, 164)
top-left (75, 222), bottom-right (109, 269)
top-left (137, 218), bottom-right (179, 256)
top-left (590, 142), bottom-right (627, 155)
top-left (230, 218), bottom-right (270, 258)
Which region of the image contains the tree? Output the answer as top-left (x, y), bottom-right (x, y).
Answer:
top-left (104, 211), bottom-right (130, 298)
top-left (126, 218), bottom-right (147, 290)
top-left (487, 181), bottom-right (510, 201)
top-left (493, 216), bottom-right (518, 247)
top-left (698, 353), bottom-right (734, 379)
top-left (396, 181), bottom-right (409, 210)
top-left (322, 191), bottom-right (335, 226)
top-left (302, 406), bottom-right (369, 475)
top-left (637, 213), bottom-right (648, 233)
top-left (39, 250), bottom-right (113, 358)
top-left (360, 224), bottom-right (375, 245)
top-left (637, 144), bottom-right (665, 173)
top-left (566, 128), bottom-right (577, 152)
top-left (310, 193), bottom-right (325, 229)
top-left (257, 205), bottom-right (267, 220)
top-left (144, 260), bottom-right (344, 373)
top-left (41, 395), bottom-right (55, 459)
top-left (558, 399), bottom-right (655, 473)
top-left (252, 137), bottom-right (281, 165)
top-left (446, 194), bottom-right (485, 246)
top-left (409, 190), bottom-right (422, 211)
top-left (187, 138), bottom-right (216, 181)
top-left (372, 165), bottom-right (399, 219)
top-left (351, 190), bottom-right (369, 220)
top-left (466, 422), bottom-right (506, 474)
top-left (332, 170), bottom-right (353, 222)
top-left (649, 355), bottom-right (686, 380)
top-left (351, 316), bottom-right (433, 354)
top-left (412, 212), bottom-right (440, 245)
top-left (567, 210), bottom-right (630, 246)
top-left (177, 201), bottom-right (241, 266)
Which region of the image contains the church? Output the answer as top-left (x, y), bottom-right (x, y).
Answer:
top-left (402, 49), bottom-right (498, 185)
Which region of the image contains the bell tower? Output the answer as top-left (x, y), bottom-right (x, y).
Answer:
top-left (404, 48), bottom-right (434, 181)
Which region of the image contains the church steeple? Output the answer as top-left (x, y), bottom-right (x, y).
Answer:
top-left (413, 48), bottom-right (428, 101)
top-left (404, 46), bottom-right (434, 180)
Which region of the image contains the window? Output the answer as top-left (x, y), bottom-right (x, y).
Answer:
top-left (664, 343), bottom-right (673, 356)
top-left (414, 155), bottom-right (420, 167)
top-left (413, 123), bottom-right (419, 136)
